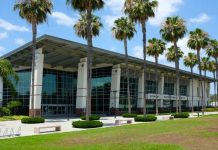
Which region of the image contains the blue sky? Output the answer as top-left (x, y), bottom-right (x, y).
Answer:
top-left (0, 0), bottom-right (218, 92)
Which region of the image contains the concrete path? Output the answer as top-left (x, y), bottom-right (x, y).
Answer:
top-left (0, 112), bottom-right (218, 139)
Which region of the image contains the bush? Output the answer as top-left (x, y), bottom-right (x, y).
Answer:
top-left (172, 112), bottom-right (189, 118)
top-left (204, 107), bottom-right (218, 112)
top-left (81, 115), bottom-right (100, 120)
top-left (21, 117), bottom-right (45, 124)
top-left (122, 113), bottom-right (138, 118)
top-left (72, 120), bottom-right (103, 128)
top-left (7, 100), bottom-right (22, 115)
top-left (134, 115), bottom-right (157, 122)
top-left (0, 107), bottom-right (11, 117)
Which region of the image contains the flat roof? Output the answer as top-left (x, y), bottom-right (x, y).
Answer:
top-left (1, 34), bottom-right (213, 81)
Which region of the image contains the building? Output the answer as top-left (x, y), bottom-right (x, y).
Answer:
top-left (0, 35), bottom-right (213, 117)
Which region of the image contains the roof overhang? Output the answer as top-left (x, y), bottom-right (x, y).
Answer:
top-left (1, 34), bottom-right (214, 82)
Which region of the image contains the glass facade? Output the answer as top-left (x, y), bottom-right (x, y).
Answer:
top-left (146, 80), bottom-right (157, 94)
top-left (180, 85), bottom-right (187, 96)
top-left (41, 69), bottom-right (77, 116)
top-left (119, 70), bottom-right (139, 112)
top-left (3, 70), bottom-right (31, 108)
top-left (164, 83), bottom-right (174, 95)
top-left (91, 67), bottom-right (112, 114)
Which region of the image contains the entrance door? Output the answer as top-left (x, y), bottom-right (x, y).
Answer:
top-left (42, 104), bottom-right (73, 117)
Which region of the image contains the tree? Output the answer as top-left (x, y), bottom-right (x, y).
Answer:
top-left (67, 0), bottom-right (104, 120)
top-left (160, 16), bottom-right (187, 113)
top-left (112, 17), bottom-right (136, 114)
top-left (208, 60), bottom-right (216, 106)
top-left (124, 0), bottom-right (158, 115)
top-left (147, 38), bottom-right (166, 115)
top-left (0, 59), bottom-right (18, 94)
top-left (187, 28), bottom-right (209, 114)
top-left (201, 57), bottom-right (209, 106)
top-left (184, 53), bottom-right (198, 112)
top-left (74, 13), bottom-right (103, 39)
top-left (14, 0), bottom-right (53, 117)
top-left (165, 45), bottom-right (184, 112)
top-left (7, 100), bottom-right (22, 115)
top-left (206, 39), bottom-right (218, 107)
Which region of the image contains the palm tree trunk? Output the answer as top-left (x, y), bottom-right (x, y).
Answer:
top-left (86, 5), bottom-right (93, 121)
top-left (30, 22), bottom-right (37, 117)
top-left (213, 71), bottom-right (216, 107)
top-left (173, 41), bottom-right (180, 113)
top-left (155, 56), bottom-right (158, 115)
top-left (215, 58), bottom-right (218, 107)
top-left (191, 67), bottom-right (194, 113)
top-left (197, 50), bottom-right (204, 115)
top-left (204, 70), bottom-right (206, 108)
top-left (124, 38), bottom-right (131, 114)
top-left (142, 21), bottom-right (147, 115)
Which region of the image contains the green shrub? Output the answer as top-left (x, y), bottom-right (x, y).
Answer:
top-left (21, 117), bottom-right (45, 124)
top-left (0, 107), bottom-right (11, 117)
top-left (204, 107), bottom-right (218, 112)
top-left (122, 113), bottom-right (138, 118)
top-left (72, 121), bottom-right (103, 128)
top-left (172, 112), bottom-right (189, 118)
top-left (81, 115), bottom-right (100, 120)
top-left (134, 115), bottom-right (157, 122)
top-left (7, 100), bottom-right (22, 115)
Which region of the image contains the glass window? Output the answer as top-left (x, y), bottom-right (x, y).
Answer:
top-left (164, 83), bottom-right (174, 95)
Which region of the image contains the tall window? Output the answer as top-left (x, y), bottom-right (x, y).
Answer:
top-left (91, 67), bottom-right (112, 114)
top-left (164, 83), bottom-right (174, 95)
top-left (3, 70), bottom-right (31, 107)
top-left (180, 85), bottom-right (187, 96)
top-left (119, 70), bottom-right (139, 112)
top-left (146, 80), bottom-right (157, 94)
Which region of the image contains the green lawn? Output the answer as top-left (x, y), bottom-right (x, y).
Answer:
top-left (1, 115), bottom-right (218, 150)
top-left (0, 115), bottom-right (28, 121)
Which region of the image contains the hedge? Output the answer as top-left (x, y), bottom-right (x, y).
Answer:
top-left (122, 113), bottom-right (138, 118)
top-left (204, 107), bottom-right (218, 112)
top-left (21, 117), bottom-right (45, 124)
top-left (134, 115), bottom-right (157, 122)
top-left (81, 115), bottom-right (100, 120)
top-left (72, 120), bottom-right (103, 128)
top-left (172, 112), bottom-right (189, 118)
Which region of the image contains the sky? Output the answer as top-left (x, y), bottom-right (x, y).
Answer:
top-left (0, 0), bottom-right (218, 93)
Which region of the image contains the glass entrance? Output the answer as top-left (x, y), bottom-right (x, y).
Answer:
top-left (42, 105), bottom-right (74, 117)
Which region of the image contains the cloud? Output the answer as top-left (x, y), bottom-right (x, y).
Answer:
top-left (15, 38), bottom-right (26, 45)
top-left (0, 46), bottom-right (5, 51)
top-left (103, 15), bottom-right (122, 28)
top-left (0, 18), bottom-right (29, 32)
top-left (189, 13), bottom-right (211, 24)
top-left (0, 32), bottom-right (8, 40)
top-left (149, 0), bottom-right (183, 26)
top-left (50, 11), bottom-right (76, 27)
top-left (105, 0), bottom-right (125, 14)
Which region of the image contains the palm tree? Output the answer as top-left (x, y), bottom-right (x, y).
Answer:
top-left (184, 53), bottom-right (198, 113)
top-left (14, 0), bottom-right (53, 117)
top-left (147, 38), bottom-right (166, 115)
top-left (201, 57), bottom-right (209, 107)
top-left (206, 39), bottom-right (218, 107)
top-left (67, 0), bottom-right (104, 120)
top-left (112, 17), bottom-right (136, 114)
top-left (124, 0), bottom-right (158, 115)
top-left (0, 59), bottom-right (18, 94)
top-left (160, 16), bottom-right (187, 113)
top-left (208, 61), bottom-right (216, 106)
top-left (187, 28), bottom-right (209, 114)
top-left (74, 13), bottom-right (103, 39)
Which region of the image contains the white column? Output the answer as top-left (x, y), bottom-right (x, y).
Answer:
top-left (76, 58), bottom-right (87, 115)
top-left (0, 76), bottom-right (3, 107)
top-left (137, 71), bottom-right (144, 111)
top-left (158, 73), bottom-right (164, 107)
top-left (110, 65), bottom-right (121, 114)
top-left (29, 48), bottom-right (44, 116)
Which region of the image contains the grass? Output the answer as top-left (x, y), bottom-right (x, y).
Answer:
top-left (0, 115), bottom-right (218, 150)
top-left (0, 115), bottom-right (28, 121)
